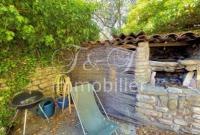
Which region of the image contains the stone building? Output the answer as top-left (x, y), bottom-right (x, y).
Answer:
top-left (70, 32), bottom-right (200, 134)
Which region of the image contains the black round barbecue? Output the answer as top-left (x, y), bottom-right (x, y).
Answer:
top-left (11, 90), bottom-right (44, 109)
top-left (11, 90), bottom-right (44, 135)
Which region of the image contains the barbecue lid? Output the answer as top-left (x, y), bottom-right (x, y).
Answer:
top-left (11, 90), bottom-right (44, 109)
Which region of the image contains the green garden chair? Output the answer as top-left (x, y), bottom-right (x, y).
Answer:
top-left (71, 83), bottom-right (119, 135)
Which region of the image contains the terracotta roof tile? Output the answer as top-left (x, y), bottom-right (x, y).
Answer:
top-left (82, 31), bottom-right (200, 49)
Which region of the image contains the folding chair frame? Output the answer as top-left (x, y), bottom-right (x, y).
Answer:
top-left (71, 85), bottom-right (119, 135)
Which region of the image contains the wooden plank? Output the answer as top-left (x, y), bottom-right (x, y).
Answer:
top-left (120, 44), bottom-right (136, 49)
top-left (150, 61), bottom-right (179, 67)
top-left (150, 42), bottom-right (190, 47)
top-left (69, 45), bottom-right (137, 122)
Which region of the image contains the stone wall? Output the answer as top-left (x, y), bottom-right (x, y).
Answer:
top-left (136, 84), bottom-right (200, 134)
top-left (134, 41), bottom-right (200, 134)
top-left (0, 66), bottom-right (62, 96)
top-left (26, 67), bottom-right (62, 96)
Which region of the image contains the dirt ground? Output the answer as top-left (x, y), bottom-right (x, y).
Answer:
top-left (11, 106), bottom-right (136, 135)
top-left (11, 106), bottom-right (186, 135)
top-left (11, 107), bottom-right (81, 135)
top-left (136, 126), bottom-right (191, 135)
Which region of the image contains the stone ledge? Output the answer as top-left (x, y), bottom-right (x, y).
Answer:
top-left (139, 84), bottom-right (168, 95)
top-left (139, 84), bottom-right (200, 96)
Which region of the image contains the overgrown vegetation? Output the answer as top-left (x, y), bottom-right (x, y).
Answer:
top-left (123, 0), bottom-right (200, 34)
top-left (0, 0), bottom-right (99, 134)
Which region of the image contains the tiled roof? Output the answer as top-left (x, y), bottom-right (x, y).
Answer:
top-left (82, 32), bottom-right (200, 49)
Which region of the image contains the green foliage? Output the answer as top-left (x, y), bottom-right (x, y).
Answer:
top-left (0, 0), bottom-right (99, 47)
top-left (0, 0), bottom-right (99, 131)
top-left (0, 89), bottom-right (15, 133)
top-left (123, 0), bottom-right (200, 34)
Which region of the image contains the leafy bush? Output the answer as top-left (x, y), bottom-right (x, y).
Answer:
top-left (123, 0), bottom-right (200, 34)
top-left (0, 0), bottom-right (99, 131)
top-left (0, 89), bottom-right (15, 135)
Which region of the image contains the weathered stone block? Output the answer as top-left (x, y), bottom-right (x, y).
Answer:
top-left (177, 108), bottom-right (191, 116)
top-left (39, 82), bottom-right (51, 89)
top-left (140, 84), bottom-right (168, 96)
top-left (136, 107), bottom-right (162, 117)
top-left (178, 96), bottom-right (186, 109)
top-left (134, 112), bottom-right (150, 122)
top-left (186, 65), bottom-right (197, 71)
top-left (158, 96), bottom-right (168, 106)
top-left (171, 124), bottom-right (180, 133)
top-left (159, 118), bottom-right (173, 125)
top-left (136, 94), bottom-right (156, 104)
top-left (174, 119), bottom-right (187, 126)
top-left (135, 61), bottom-right (149, 67)
top-left (192, 122), bottom-right (200, 129)
top-left (32, 80), bottom-right (40, 86)
top-left (167, 87), bottom-right (182, 94)
top-left (192, 107), bottom-right (200, 114)
top-left (180, 127), bottom-right (192, 134)
top-left (28, 85), bottom-right (39, 91)
top-left (155, 106), bottom-right (168, 113)
top-left (136, 102), bottom-right (154, 110)
top-left (192, 128), bottom-right (200, 135)
top-left (163, 113), bottom-right (173, 120)
top-left (193, 114), bottom-right (200, 120)
top-left (194, 118), bottom-right (200, 124)
top-left (168, 97), bottom-right (178, 111)
top-left (187, 95), bottom-right (200, 107)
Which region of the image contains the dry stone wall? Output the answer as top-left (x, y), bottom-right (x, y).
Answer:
top-left (134, 41), bottom-right (200, 134)
top-left (26, 67), bottom-right (62, 96)
top-left (0, 66), bottom-right (62, 96)
top-left (136, 84), bottom-right (200, 134)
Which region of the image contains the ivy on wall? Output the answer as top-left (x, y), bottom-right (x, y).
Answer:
top-left (0, 0), bottom-right (99, 133)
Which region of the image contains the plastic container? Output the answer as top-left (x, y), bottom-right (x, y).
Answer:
top-left (57, 97), bottom-right (69, 109)
top-left (36, 97), bottom-right (55, 118)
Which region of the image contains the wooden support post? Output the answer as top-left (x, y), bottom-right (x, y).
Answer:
top-left (197, 65), bottom-right (200, 89)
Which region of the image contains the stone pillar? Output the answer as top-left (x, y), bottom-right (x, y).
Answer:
top-left (135, 42), bottom-right (151, 84)
top-left (197, 65), bottom-right (200, 89)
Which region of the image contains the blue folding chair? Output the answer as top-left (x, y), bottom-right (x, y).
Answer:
top-left (71, 83), bottom-right (119, 135)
